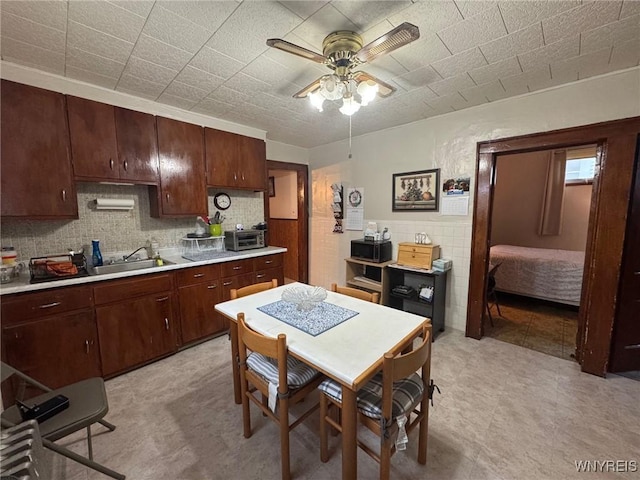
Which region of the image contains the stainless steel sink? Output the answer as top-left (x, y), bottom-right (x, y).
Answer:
top-left (90, 258), bottom-right (172, 275)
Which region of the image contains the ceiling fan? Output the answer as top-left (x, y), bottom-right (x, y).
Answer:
top-left (266, 22), bottom-right (420, 115)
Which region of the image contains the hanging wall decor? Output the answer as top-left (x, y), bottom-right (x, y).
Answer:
top-left (392, 169), bottom-right (440, 212)
top-left (331, 183), bottom-right (344, 233)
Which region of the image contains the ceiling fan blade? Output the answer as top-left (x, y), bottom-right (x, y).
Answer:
top-left (352, 71), bottom-right (396, 97)
top-left (355, 22), bottom-right (420, 64)
top-left (293, 78), bottom-right (322, 98)
top-left (266, 38), bottom-right (327, 64)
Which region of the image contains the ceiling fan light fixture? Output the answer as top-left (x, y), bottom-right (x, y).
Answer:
top-left (308, 91), bottom-right (325, 112)
top-left (357, 80), bottom-right (379, 106)
top-left (339, 94), bottom-right (361, 116)
top-left (319, 74), bottom-right (345, 100)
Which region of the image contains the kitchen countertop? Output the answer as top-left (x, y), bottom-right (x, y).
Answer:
top-left (0, 246), bottom-right (287, 296)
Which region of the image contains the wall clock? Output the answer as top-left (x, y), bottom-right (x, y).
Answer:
top-left (214, 192), bottom-right (231, 210)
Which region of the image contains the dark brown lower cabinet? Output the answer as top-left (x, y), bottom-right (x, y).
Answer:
top-left (178, 281), bottom-right (225, 344)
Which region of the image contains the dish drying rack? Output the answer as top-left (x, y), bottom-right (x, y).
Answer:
top-left (181, 235), bottom-right (225, 256)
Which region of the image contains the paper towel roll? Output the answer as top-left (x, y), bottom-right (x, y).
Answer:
top-left (95, 198), bottom-right (135, 210)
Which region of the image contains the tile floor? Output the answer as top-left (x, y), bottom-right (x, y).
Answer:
top-left (44, 329), bottom-right (640, 480)
top-left (483, 293), bottom-right (579, 361)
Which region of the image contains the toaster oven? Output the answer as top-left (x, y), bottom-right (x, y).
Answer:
top-left (225, 230), bottom-right (265, 251)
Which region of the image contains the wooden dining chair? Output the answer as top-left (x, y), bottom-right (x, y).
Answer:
top-left (237, 313), bottom-right (323, 480)
top-left (230, 278), bottom-right (278, 299)
top-left (486, 263), bottom-right (503, 326)
top-left (330, 283), bottom-right (380, 304)
top-left (319, 322), bottom-right (432, 480)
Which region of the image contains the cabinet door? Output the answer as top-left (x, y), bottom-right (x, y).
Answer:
top-left (0, 80), bottom-right (77, 218)
top-left (2, 311), bottom-right (101, 391)
top-left (96, 293), bottom-right (177, 376)
top-left (115, 107), bottom-right (159, 183)
top-left (254, 267), bottom-right (284, 287)
top-left (178, 281), bottom-right (225, 344)
top-left (155, 117), bottom-right (207, 216)
top-left (67, 96), bottom-right (119, 180)
top-left (205, 128), bottom-right (240, 187)
top-left (240, 136), bottom-right (267, 190)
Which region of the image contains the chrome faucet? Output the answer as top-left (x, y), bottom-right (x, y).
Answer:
top-left (122, 246), bottom-right (148, 262)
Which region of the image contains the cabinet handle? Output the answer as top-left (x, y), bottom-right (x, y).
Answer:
top-left (265, 260), bottom-right (273, 264)
top-left (61, 190), bottom-right (67, 202)
top-left (256, 274), bottom-right (265, 279)
top-left (193, 273), bottom-right (205, 278)
top-left (85, 340), bottom-right (89, 354)
top-left (233, 266), bottom-right (241, 270)
top-left (156, 296), bottom-right (169, 302)
top-left (241, 173), bottom-right (245, 181)
top-left (234, 173), bottom-right (237, 181)
top-left (109, 158), bottom-right (114, 170)
top-left (166, 193), bottom-right (170, 203)
top-left (223, 281), bottom-right (232, 286)
top-left (39, 301), bottom-right (61, 309)
top-left (123, 160), bottom-right (128, 171)
top-left (207, 284), bottom-right (217, 289)
top-left (164, 318), bottom-right (169, 330)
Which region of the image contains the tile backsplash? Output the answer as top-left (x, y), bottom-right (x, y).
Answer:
top-left (0, 183), bottom-right (265, 262)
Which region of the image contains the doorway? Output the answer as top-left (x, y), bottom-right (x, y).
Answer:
top-left (466, 117), bottom-right (640, 376)
top-left (265, 160), bottom-right (308, 284)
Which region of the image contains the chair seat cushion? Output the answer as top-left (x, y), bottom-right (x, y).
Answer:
top-left (319, 372), bottom-right (424, 420)
top-left (247, 352), bottom-right (319, 387)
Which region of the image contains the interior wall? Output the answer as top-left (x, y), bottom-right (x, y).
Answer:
top-left (268, 170), bottom-right (297, 219)
top-left (492, 151), bottom-right (592, 251)
top-left (308, 68), bottom-right (640, 332)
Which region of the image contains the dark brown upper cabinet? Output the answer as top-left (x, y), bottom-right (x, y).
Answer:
top-left (1, 80), bottom-right (78, 218)
top-left (151, 117), bottom-right (207, 217)
top-left (67, 97), bottom-right (159, 184)
top-left (205, 128), bottom-right (267, 191)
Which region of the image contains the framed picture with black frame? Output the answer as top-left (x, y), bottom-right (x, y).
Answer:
top-left (268, 176), bottom-right (275, 197)
top-left (392, 168), bottom-right (440, 211)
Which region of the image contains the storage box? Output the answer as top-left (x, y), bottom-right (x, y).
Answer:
top-left (396, 243), bottom-right (440, 270)
top-left (432, 258), bottom-right (452, 272)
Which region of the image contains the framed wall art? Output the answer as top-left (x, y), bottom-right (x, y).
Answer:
top-left (392, 168), bottom-right (440, 212)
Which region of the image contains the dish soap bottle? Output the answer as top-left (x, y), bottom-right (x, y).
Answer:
top-left (91, 239), bottom-right (103, 267)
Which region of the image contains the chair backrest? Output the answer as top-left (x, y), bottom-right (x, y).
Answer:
top-left (230, 278), bottom-right (278, 299)
top-left (381, 322), bottom-right (431, 421)
top-left (237, 313), bottom-right (288, 388)
top-left (330, 283), bottom-right (380, 304)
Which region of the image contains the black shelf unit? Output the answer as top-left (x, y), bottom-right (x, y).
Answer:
top-left (387, 264), bottom-right (447, 339)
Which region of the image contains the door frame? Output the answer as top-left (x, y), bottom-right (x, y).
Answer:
top-left (466, 116), bottom-right (640, 376)
top-left (265, 160), bottom-right (309, 284)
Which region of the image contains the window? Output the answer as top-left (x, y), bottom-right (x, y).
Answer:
top-left (565, 157), bottom-right (596, 184)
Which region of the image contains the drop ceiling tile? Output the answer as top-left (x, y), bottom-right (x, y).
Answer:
top-left (610, 38), bottom-right (640, 68)
top-left (438, 5), bottom-right (507, 54)
top-left (206, 85), bottom-right (251, 105)
top-left (156, 92), bottom-right (199, 110)
top-left (292, 3), bottom-right (357, 47)
top-left (66, 65), bottom-right (119, 89)
top-left (394, 86), bottom-right (440, 106)
top-left (460, 80), bottom-right (508, 103)
top-left (1, 11), bottom-right (66, 52)
top-left (388, 1), bottom-right (462, 35)
top-left (224, 72), bottom-right (272, 95)
top-left (122, 56), bottom-right (177, 85)
top-left (189, 47), bottom-right (245, 79)
top-left (428, 73), bottom-right (476, 96)
top-left (479, 23), bottom-right (544, 64)
top-left (192, 96), bottom-right (235, 117)
top-left (66, 46), bottom-right (127, 79)
top-left (0, 0), bottom-right (67, 31)
top-left (143, 5), bottom-right (213, 53)
top-left (518, 36), bottom-right (579, 72)
top-left (117, 74), bottom-right (165, 99)
top-left (131, 35), bottom-right (193, 72)
top-left (551, 47), bottom-right (612, 78)
top-left (332, 1), bottom-right (411, 31)
top-left (390, 34), bottom-right (451, 70)
top-left (621, 0), bottom-right (640, 19)
top-left (500, 65), bottom-right (551, 94)
top-left (216, 1), bottom-right (303, 44)
top-left (542, 1), bottom-right (622, 45)
top-left (469, 56), bottom-right (522, 84)
top-left (426, 94), bottom-right (460, 114)
top-left (241, 55), bottom-right (295, 87)
top-left (108, 0), bottom-right (155, 18)
top-left (431, 48), bottom-right (488, 78)
top-left (68, 0), bottom-right (146, 43)
top-left (279, 1), bottom-right (328, 20)
top-left (581, 14), bottom-right (640, 55)
top-left (455, 1), bottom-right (497, 19)
top-left (393, 65), bottom-right (442, 91)
top-left (498, 1), bottom-right (580, 33)
top-left (1, 37), bottom-right (65, 74)
top-left (450, 90), bottom-right (487, 109)
top-left (156, 0), bottom-right (238, 32)
top-left (362, 54), bottom-right (408, 79)
top-left (206, 33), bottom-right (269, 66)
top-left (174, 66), bottom-right (225, 93)
top-left (163, 81), bottom-right (209, 103)
top-left (67, 21), bottom-right (134, 64)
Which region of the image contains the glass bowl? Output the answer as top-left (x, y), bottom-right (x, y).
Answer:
top-left (282, 285), bottom-right (327, 311)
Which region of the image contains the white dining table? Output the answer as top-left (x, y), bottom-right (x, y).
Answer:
top-left (215, 282), bottom-right (429, 480)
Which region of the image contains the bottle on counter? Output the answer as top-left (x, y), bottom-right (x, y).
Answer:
top-left (91, 240), bottom-right (103, 267)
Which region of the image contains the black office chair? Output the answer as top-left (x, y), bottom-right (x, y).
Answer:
top-left (1, 362), bottom-right (125, 479)
top-left (486, 263), bottom-right (503, 326)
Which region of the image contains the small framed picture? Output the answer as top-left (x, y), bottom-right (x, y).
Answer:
top-left (268, 176), bottom-right (275, 197)
top-left (392, 168), bottom-right (440, 211)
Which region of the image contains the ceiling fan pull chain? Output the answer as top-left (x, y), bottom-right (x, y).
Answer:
top-left (348, 115), bottom-right (352, 159)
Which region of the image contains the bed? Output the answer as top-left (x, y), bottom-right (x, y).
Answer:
top-left (489, 245), bottom-right (585, 306)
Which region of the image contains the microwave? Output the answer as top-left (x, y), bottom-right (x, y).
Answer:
top-left (350, 240), bottom-right (392, 263)
top-left (225, 230), bottom-right (265, 251)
